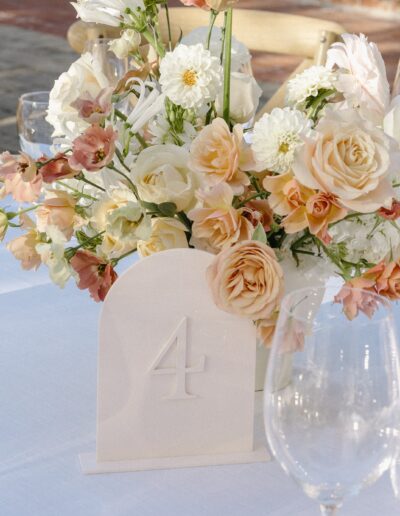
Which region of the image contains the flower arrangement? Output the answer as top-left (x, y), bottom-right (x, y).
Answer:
top-left (2, 1), bottom-right (400, 344)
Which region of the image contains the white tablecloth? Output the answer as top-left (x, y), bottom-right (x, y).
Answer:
top-left (1, 261), bottom-right (400, 515)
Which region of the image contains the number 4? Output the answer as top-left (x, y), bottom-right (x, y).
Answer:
top-left (149, 317), bottom-right (206, 400)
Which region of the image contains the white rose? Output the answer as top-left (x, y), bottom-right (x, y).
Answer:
top-left (216, 72), bottom-right (262, 124)
top-left (137, 218), bottom-right (188, 257)
top-left (92, 187), bottom-right (151, 260)
top-left (132, 145), bottom-right (198, 211)
top-left (46, 53), bottom-right (109, 140)
top-left (72, 0), bottom-right (144, 27)
top-left (109, 30), bottom-right (141, 59)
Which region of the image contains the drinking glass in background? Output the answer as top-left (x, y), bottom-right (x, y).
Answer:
top-left (17, 91), bottom-right (54, 159)
top-left (85, 38), bottom-right (130, 85)
top-left (264, 286), bottom-right (400, 516)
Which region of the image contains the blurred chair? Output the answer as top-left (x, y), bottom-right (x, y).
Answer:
top-left (67, 8), bottom-right (346, 116)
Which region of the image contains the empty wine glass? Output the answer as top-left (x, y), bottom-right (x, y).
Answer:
top-left (17, 91), bottom-right (54, 159)
top-left (85, 38), bottom-right (130, 85)
top-left (264, 286), bottom-right (400, 515)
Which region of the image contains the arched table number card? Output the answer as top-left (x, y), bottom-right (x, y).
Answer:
top-left (79, 248), bottom-right (269, 474)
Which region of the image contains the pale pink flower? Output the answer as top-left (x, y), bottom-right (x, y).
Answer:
top-left (188, 182), bottom-right (253, 253)
top-left (69, 125), bottom-right (117, 172)
top-left (189, 118), bottom-right (250, 194)
top-left (180, 0), bottom-right (208, 7)
top-left (70, 250), bottom-right (118, 302)
top-left (326, 33), bottom-right (390, 123)
top-left (71, 87), bottom-right (113, 124)
top-left (39, 153), bottom-right (80, 183)
top-left (0, 152), bottom-right (42, 203)
top-left (7, 230), bottom-right (42, 270)
top-left (334, 278), bottom-right (379, 320)
top-left (206, 240), bottom-right (284, 320)
top-left (36, 190), bottom-right (78, 240)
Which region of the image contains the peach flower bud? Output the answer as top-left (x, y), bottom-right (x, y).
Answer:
top-left (70, 250), bottom-right (118, 302)
top-left (36, 190), bottom-right (79, 240)
top-left (207, 240), bottom-right (284, 320)
top-left (188, 182), bottom-right (253, 253)
top-left (69, 125), bottom-right (117, 172)
top-left (7, 230), bottom-right (42, 270)
top-left (189, 118), bottom-right (250, 194)
top-left (39, 153), bottom-right (80, 183)
top-left (180, 0), bottom-right (208, 7)
top-left (378, 199), bottom-right (400, 220)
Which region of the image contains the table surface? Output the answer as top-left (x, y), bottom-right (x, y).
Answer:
top-left (1, 247), bottom-right (400, 516)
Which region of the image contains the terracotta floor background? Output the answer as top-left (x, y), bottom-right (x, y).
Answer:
top-left (0, 0), bottom-right (399, 81)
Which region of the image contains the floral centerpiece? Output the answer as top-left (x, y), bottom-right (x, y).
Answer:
top-left (1, 0), bottom-right (400, 345)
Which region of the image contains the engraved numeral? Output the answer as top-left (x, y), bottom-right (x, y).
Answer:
top-left (149, 317), bottom-right (205, 400)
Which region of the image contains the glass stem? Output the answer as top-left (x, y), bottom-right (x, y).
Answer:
top-left (320, 504), bottom-right (339, 515)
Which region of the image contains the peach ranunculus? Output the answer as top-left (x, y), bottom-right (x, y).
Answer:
top-left (0, 152), bottom-right (42, 203)
top-left (7, 230), bottom-right (42, 270)
top-left (137, 217), bottom-right (188, 257)
top-left (292, 108), bottom-right (396, 213)
top-left (189, 118), bottom-right (250, 194)
top-left (207, 240), bottom-right (284, 320)
top-left (188, 182), bottom-right (253, 253)
top-left (70, 249), bottom-right (118, 302)
top-left (39, 153), bottom-right (80, 183)
top-left (36, 190), bottom-right (80, 240)
top-left (69, 125), bottom-right (117, 172)
top-left (334, 278), bottom-right (380, 320)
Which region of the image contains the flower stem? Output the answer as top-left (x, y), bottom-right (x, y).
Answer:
top-left (76, 173), bottom-right (106, 192)
top-left (163, 1), bottom-right (173, 51)
top-left (206, 10), bottom-right (218, 50)
top-left (57, 181), bottom-right (98, 201)
top-left (222, 8), bottom-right (233, 124)
top-left (112, 247), bottom-right (137, 266)
top-left (107, 163), bottom-right (139, 199)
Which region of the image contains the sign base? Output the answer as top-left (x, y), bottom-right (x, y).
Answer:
top-left (79, 446), bottom-right (270, 475)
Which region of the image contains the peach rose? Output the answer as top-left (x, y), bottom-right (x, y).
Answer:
top-left (305, 192), bottom-right (347, 244)
top-left (256, 312), bottom-right (279, 348)
top-left (292, 109), bottom-right (395, 213)
top-left (334, 278), bottom-right (379, 320)
top-left (188, 182), bottom-right (253, 253)
top-left (36, 190), bottom-right (79, 240)
top-left (242, 198), bottom-right (274, 232)
top-left (207, 240), bottom-right (284, 320)
top-left (367, 261), bottom-right (400, 300)
top-left (189, 118), bottom-right (250, 194)
top-left (7, 230), bottom-right (42, 270)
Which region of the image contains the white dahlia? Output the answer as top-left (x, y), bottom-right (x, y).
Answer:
top-left (286, 65), bottom-right (336, 108)
top-left (251, 108), bottom-right (313, 174)
top-left (159, 44), bottom-right (223, 110)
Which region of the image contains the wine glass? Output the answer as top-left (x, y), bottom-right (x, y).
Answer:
top-left (264, 286), bottom-right (400, 515)
top-left (16, 91), bottom-right (54, 159)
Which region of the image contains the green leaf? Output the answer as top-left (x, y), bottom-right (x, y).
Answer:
top-left (158, 202), bottom-right (177, 217)
top-left (141, 201), bottom-right (159, 213)
top-left (252, 223), bottom-right (267, 244)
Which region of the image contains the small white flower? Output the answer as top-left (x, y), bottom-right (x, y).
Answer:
top-left (36, 226), bottom-right (74, 288)
top-left (286, 65), bottom-right (336, 108)
top-left (251, 108), bottom-right (313, 173)
top-left (108, 29), bottom-right (141, 59)
top-left (159, 44), bottom-right (223, 110)
top-left (71, 0), bottom-right (144, 27)
top-left (330, 215), bottom-right (400, 264)
top-left (148, 113), bottom-right (198, 147)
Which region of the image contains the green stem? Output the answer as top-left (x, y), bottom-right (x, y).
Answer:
top-left (107, 163), bottom-right (139, 199)
top-left (114, 108), bottom-right (128, 122)
top-left (222, 8), bottom-right (233, 124)
top-left (112, 247), bottom-right (137, 266)
top-left (206, 10), bottom-right (218, 50)
top-left (7, 204), bottom-right (41, 220)
top-left (176, 211), bottom-right (192, 232)
top-left (77, 174), bottom-right (106, 193)
top-left (114, 147), bottom-right (131, 173)
top-left (164, 1), bottom-right (172, 51)
top-left (57, 181), bottom-right (98, 201)
top-left (237, 192), bottom-right (266, 208)
top-left (134, 132), bottom-right (148, 148)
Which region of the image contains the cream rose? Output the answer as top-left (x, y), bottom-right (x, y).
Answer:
top-left (216, 73), bottom-right (262, 124)
top-left (132, 145), bottom-right (198, 211)
top-left (109, 30), bottom-right (141, 59)
top-left (188, 182), bottom-right (253, 253)
top-left (36, 190), bottom-right (79, 240)
top-left (92, 187), bottom-right (151, 259)
top-left (189, 118), bottom-right (250, 194)
top-left (207, 240), bottom-right (284, 320)
top-left (137, 218), bottom-right (188, 257)
top-left (292, 108), bottom-right (396, 213)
